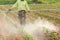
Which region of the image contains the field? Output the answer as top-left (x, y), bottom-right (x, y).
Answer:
top-left (0, 3), bottom-right (60, 40)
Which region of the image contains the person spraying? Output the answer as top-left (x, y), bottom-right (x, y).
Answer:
top-left (8, 0), bottom-right (30, 26)
top-left (7, 0), bottom-right (34, 40)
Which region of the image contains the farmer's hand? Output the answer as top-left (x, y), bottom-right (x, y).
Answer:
top-left (8, 8), bottom-right (12, 11)
top-left (6, 8), bottom-right (12, 13)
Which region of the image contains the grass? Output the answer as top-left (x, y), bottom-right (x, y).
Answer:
top-left (30, 3), bottom-right (60, 10)
top-left (45, 31), bottom-right (60, 40)
top-left (0, 0), bottom-right (60, 4)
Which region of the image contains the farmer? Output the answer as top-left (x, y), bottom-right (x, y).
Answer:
top-left (8, 0), bottom-right (30, 26)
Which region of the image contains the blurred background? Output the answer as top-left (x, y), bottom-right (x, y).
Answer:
top-left (0, 0), bottom-right (60, 4)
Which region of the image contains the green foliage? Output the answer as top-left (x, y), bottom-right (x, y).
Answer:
top-left (25, 33), bottom-right (33, 40)
top-left (39, 0), bottom-right (60, 4)
top-left (47, 31), bottom-right (60, 40)
top-left (0, 0), bottom-right (16, 4)
top-left (0, 0), bottom-right (60, 4)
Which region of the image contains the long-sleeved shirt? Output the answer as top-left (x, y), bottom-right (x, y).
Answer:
top-left (11, 0), bottom-right (30, 11)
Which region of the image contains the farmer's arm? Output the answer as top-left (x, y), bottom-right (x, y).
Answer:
top-left (25, 1), bottom-right (30, 11)
top-left (7, 1), bottom-right (18, 13)
top-left (11, 1), bottom-right (18, 9)
top-left (8, 1), bottom-right (18, 11)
